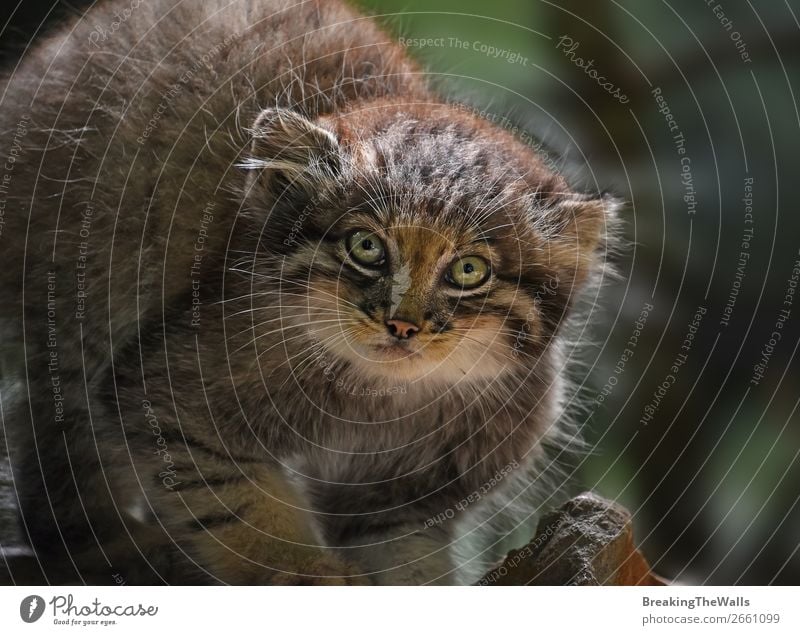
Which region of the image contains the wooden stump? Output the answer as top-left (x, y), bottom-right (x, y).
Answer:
top-left (479, 491), bottom-right (666, 585)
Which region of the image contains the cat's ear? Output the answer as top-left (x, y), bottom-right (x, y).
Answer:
top-left (243, 107), bottom-right (341, 201)
top-left (538, 192), bottom-right (621, 288)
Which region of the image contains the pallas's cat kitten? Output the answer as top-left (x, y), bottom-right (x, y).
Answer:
top-left (0, 0), bottom-right (616, 584)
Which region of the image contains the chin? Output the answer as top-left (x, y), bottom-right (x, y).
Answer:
top-left (325, 329), bottom-right (514, 386)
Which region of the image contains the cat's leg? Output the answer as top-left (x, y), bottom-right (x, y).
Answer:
top-left (127, 444), bottom-right (363, 585)
top-left (340, 523), bottom-right (455, 585)
top-left (5, 383), bottom-right (133, 583)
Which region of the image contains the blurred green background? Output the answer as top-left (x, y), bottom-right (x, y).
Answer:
top-left (351, 0), bottom-right (800, 584)
top-left (2, 0), bottom-right (798, 584)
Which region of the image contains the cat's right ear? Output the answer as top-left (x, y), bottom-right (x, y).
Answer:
top-left (242, 107), bottom-right (341, 201)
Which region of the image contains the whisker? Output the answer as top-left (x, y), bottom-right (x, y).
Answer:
top-left (224, 304), bottom-right (347, 324)
top-left (238, 274), bottom-right (365, 311)
top-left (286, 323), bottom-right (367, 388)
top-left (229, 317), bottom-right (359, 353)
top-left (273, 326), bottom-right (351, 386)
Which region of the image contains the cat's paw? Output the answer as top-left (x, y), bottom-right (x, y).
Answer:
top-left (267, 557), bottom-right (367, 585)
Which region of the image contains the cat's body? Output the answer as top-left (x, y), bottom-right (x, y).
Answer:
top-left (0, 0), bottom-right (614, 584)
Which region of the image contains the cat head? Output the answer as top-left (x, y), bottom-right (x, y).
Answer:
top-left (236, 102), bottom-right (618, 386)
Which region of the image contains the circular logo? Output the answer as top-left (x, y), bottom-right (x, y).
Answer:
top-left (20, 595), bottom-right (45, 623)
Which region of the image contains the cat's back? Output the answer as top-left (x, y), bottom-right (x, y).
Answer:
top-left (0, 0), bottom-right (421, 376)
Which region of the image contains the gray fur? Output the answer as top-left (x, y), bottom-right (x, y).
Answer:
top-left (0, 0), bottom-right (616, 584)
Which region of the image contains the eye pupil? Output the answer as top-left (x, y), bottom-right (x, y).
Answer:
top-left (463, 262), bottom-right (474, 274)
top-left (361, 239), bottom-right (373, 251)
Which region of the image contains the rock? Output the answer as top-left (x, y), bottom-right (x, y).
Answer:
top-left (478, 491), bottom-right (666, 585)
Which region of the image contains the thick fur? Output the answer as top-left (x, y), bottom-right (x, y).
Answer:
top-left (0, 0), bottom-right (616, 584)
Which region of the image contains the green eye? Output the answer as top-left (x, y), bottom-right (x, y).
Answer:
top-left (447, 256), bottom-right (490, 289)
top-left (346, 230), bottom-right (385, 266)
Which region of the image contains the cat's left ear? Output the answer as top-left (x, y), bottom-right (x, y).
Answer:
top-left (540, 192), bottom-right (622, 288)
top-left (243, 107), bottom-right (341, 201)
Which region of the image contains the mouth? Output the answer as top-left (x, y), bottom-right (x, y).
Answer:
top-left (370, 339), bottom-right (419, 360)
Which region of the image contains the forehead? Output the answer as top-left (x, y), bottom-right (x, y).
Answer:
top-left (342, 202), bottom-right (496, 255)
top-left (389, 224), bottom-right (461, 273)
top-left (391, 221), bottom-right (460, 249)
top-left (338, 177), bottom-right (515, 238)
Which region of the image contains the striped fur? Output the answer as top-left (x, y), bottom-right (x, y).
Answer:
top-left (0, 0), bottom-right (617, 584)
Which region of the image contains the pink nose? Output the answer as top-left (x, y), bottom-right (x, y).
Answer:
top-left (385, 319), bottom-right (420, 340)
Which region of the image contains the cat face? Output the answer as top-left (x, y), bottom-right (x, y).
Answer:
top-left (240, 104), bottom-right (614, 385)
top-left (297, 214), bottom-right (514, 385)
